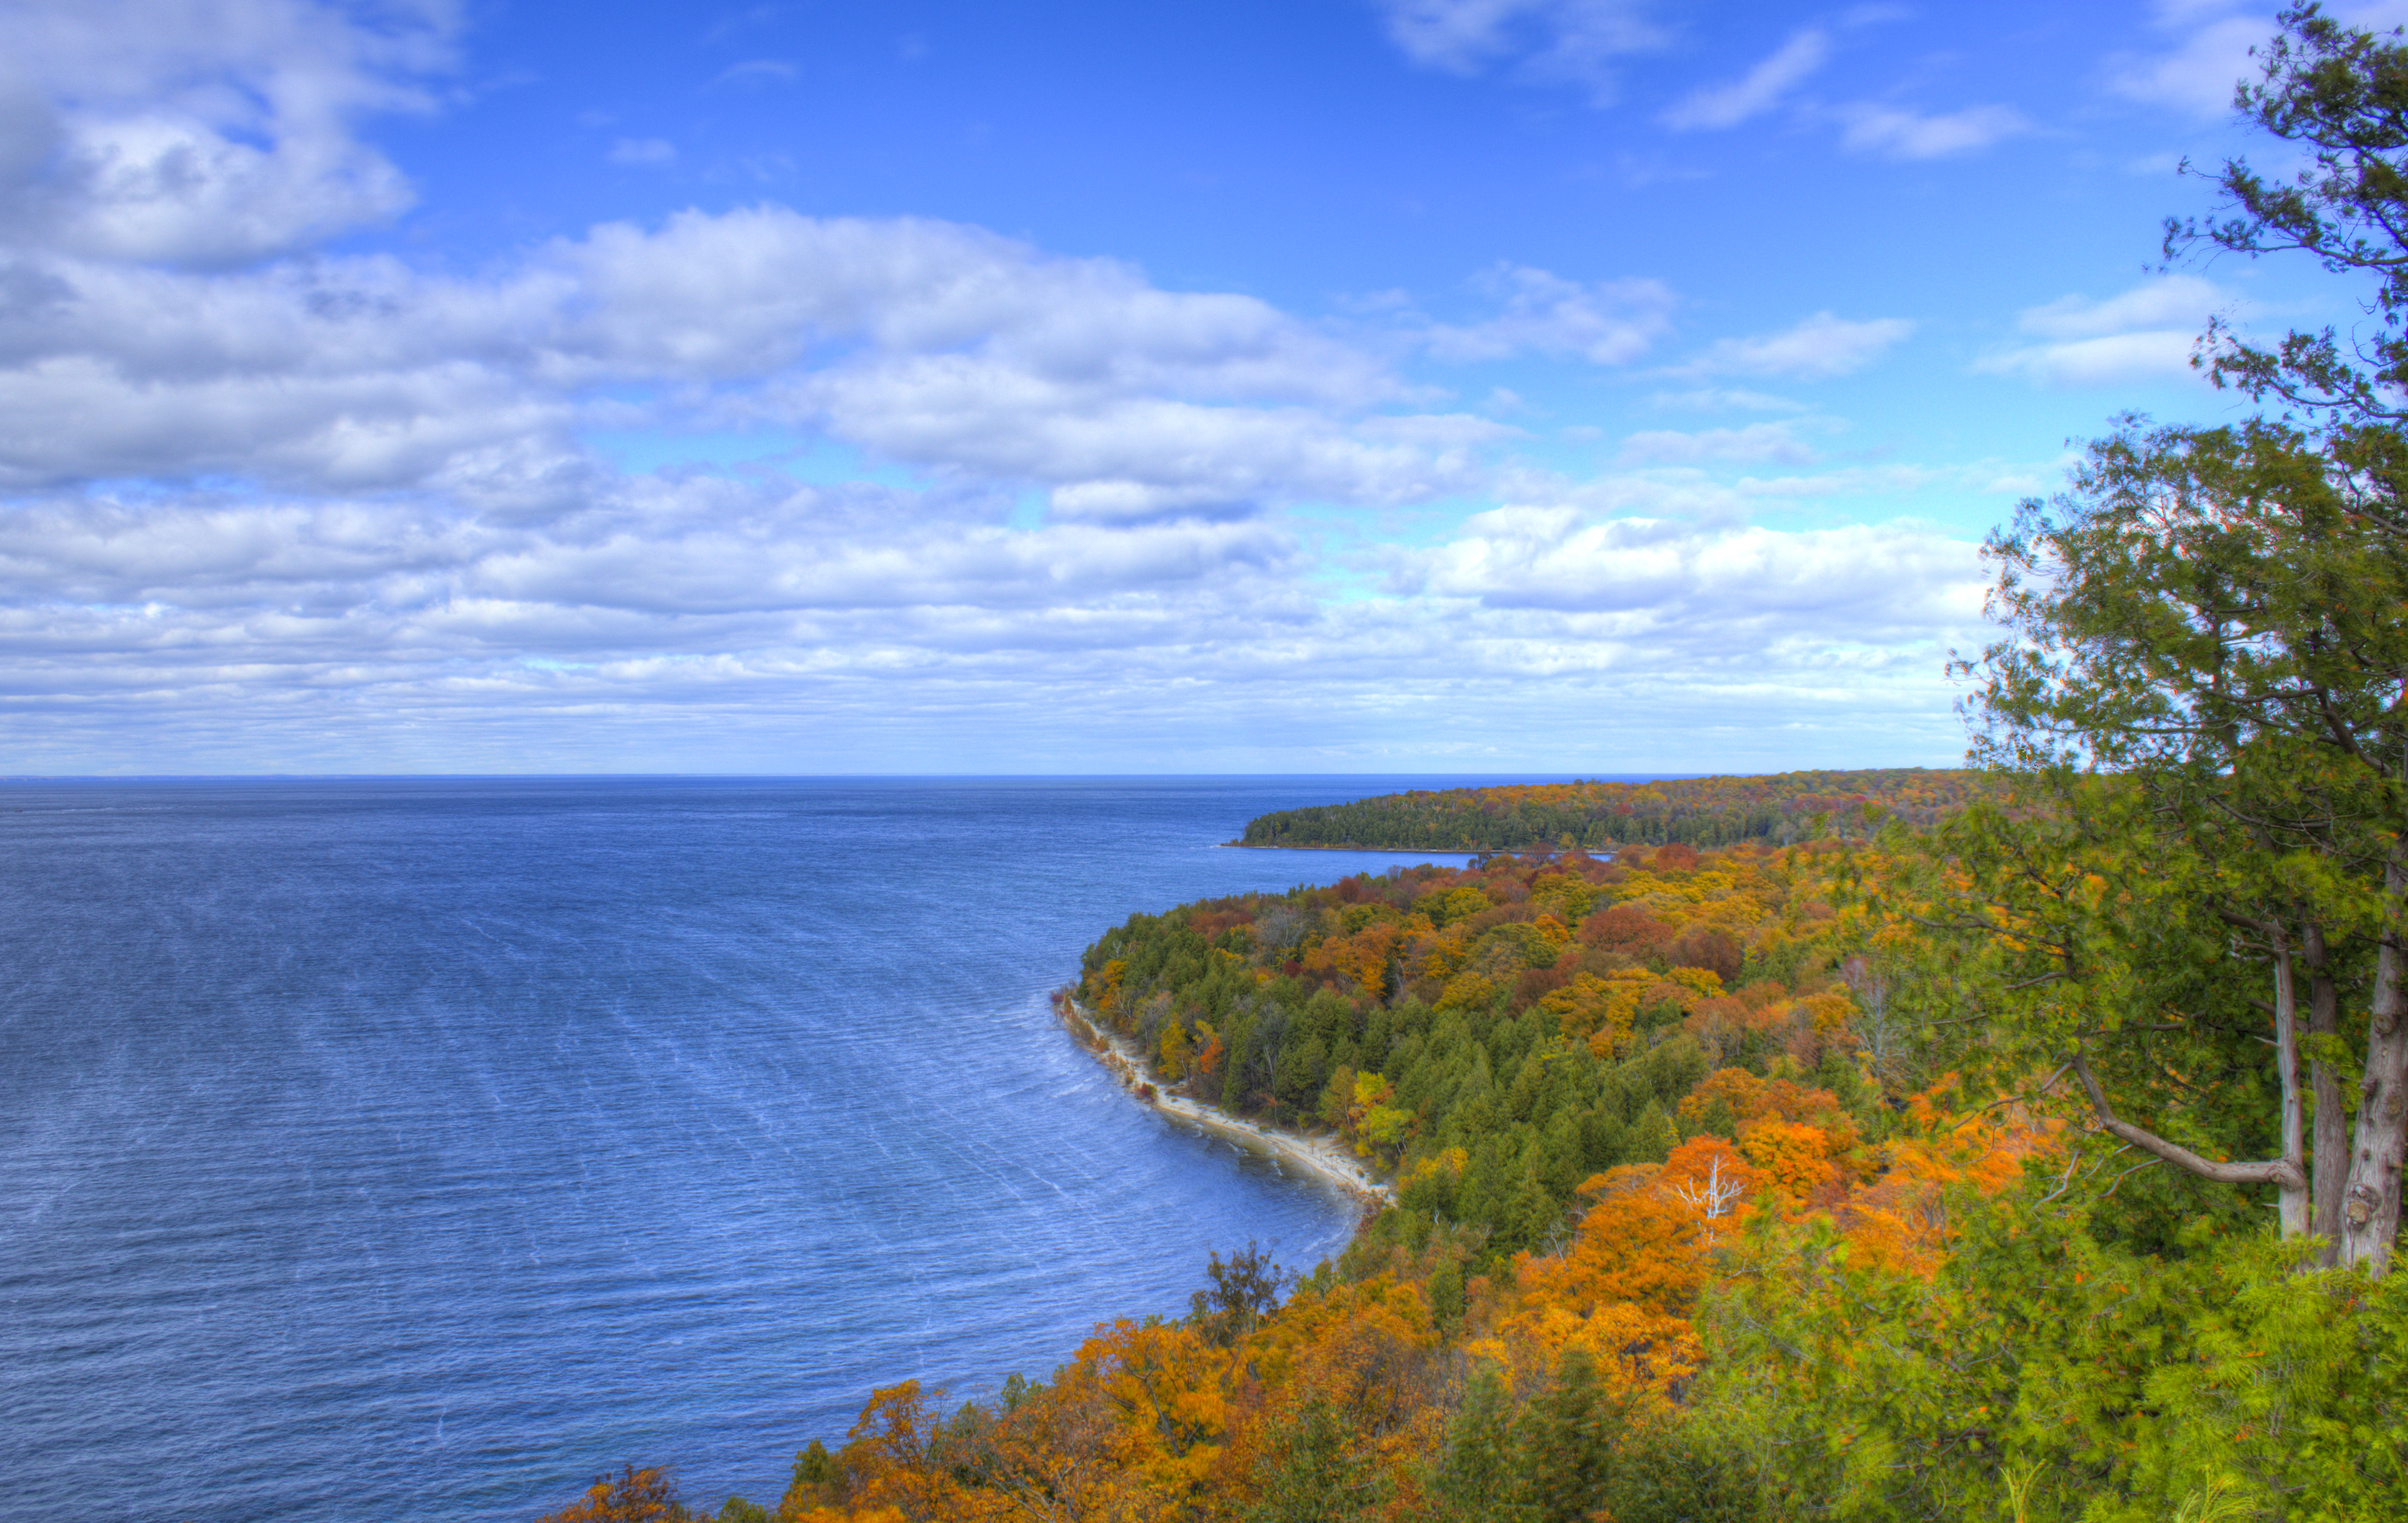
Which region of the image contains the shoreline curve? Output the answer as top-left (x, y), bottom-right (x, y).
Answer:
top-left (1219, 840), bottom-right (1475, 854)
top-left (1055, 992), bottom-right (1395, 1220)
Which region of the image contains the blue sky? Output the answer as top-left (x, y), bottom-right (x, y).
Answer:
top-left (0, 0), bottom-right (2394, 774)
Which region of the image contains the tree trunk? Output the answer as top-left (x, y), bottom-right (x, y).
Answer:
top-left (2304, 922), bottom-right (2349, 1264)
top-left (2271, 927), bottom-right (2309, 1238)
top-left (2341, 849), bottom-right (2408, 1274)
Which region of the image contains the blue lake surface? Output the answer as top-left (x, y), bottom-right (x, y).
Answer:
top-left (0, 776), bottom-right (1511, 1522)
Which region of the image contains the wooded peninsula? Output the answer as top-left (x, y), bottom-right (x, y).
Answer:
top-left (550, 777), bottom-right (2407, 1522)
top-left (541, 10), bottom-right (2408, 1521)
top-left (1231, 770), bottom-right (1987, 854)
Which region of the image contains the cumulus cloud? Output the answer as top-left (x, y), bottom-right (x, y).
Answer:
top-left (0, 472), bottom-right (1991, 771)
top-left (546, 208), bottom-right (1468, 512)
top-left (1975, 275), bottom-right (2228, 387)
top-left (0, 0), bottom-right (452, 263)
top-left (791, 362), bottom-right (1501, 517)
top-left (1421, 265), bottom-right (1677, 365)
top-left (1660, 27), bottom-right (1830, 130)
top-left (1675, 311), bottom-right (1914, 380)
top-left (2109, 7), bottom-right (2278, 117)
top-left (553, 209), bottom-right (1398, 402)
top-left (1836, 102), bottom-right (2028, 159)
top-left (0, 473), bottom-right (1326, 767)
top-left (1406, 505), bottom-right (1982, 625)
top-left (0, 254), bottom-right (581, 490)
top-left (0, 0), bottom-right (1999, 771)
top-left (1375, 0), bottom-right (1671, 101)
top-left (0, 475), bottom-right (1314, 677)
top-left (0, 204), bottom-right (1466, 510)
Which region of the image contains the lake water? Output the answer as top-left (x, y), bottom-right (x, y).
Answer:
top-left (0, 777), bottom-right (1497, 1522)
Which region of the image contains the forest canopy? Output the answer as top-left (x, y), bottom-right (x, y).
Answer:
top-left (546, 831), bottom-right (2408, 1523)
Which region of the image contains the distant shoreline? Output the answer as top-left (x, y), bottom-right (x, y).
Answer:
top-left (1056, 994), bottom-right (1394, 1218)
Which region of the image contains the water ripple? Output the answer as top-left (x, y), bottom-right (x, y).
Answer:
top-left (0, 776), bottom-right (1475, 1521)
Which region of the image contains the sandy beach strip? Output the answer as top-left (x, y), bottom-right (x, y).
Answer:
top-left (1057, 995), bottom-right (1395, 1214)
top-left (1218, 840), bottom-right (1474, 855)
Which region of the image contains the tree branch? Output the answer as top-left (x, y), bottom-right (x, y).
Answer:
top-left (2070, 1050), bottom-right (2306, 1189)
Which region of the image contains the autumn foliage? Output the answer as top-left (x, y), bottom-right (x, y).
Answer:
top-left (1072, 838), bottom-right (1918, 1261)
top-left (546, 839), bottom-right (2077, 1523)
top-left (539, 827), bottom-right (2408, 1523)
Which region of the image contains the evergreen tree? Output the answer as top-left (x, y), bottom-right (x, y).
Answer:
top-left (1246, 1397), bottom-right (1376, 1523)
top-left (1522, 1349), bottom-right (1620, 1523)
top-left (1630, 1100), bottom-right (1677, 1164)
top-left (1604, 1419), bottom-right (1760, 1523)
top-left (1428, 1367), bottom-right (1531, 1522)
top-left (1426, 1256), bottom-right (1466, 1330)
top-left (1499, 1171), bottom-right (1559, 1258)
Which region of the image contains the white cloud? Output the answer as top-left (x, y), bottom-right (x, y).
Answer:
top-left (1396, 505), bottom-right (1975, 635)
top-left (1677, 311), bottom-right (1914, 379)
top-left (0, 473), bottom-right (1991, 772)
top-left (0, 253), bottom-right (578, 490)
top-left (1422, 265), bottom-right (1677, 365)
top-left (713, 58), bottom-right (798, 88)
top-left (0, 0), bottom-right (2001, 772)
top-left (542, 208), bottom-right (1469, 512)
top-left (1649, 386), bottom-right (1808, 413)
top-left (608, 138), bottom-right (676, 166)
top-left (0, 205), bottom-right (1476, 510)
top-left (2109, 12), bottom-right (2275, 117)
top-left (1837, 102), bottom-right (2028, 159)
top-left (2015, 274), bottom-right (2225, 341)
top-left (1375, 0), bottom-right (1671, 101)
top-left (554, 209), bottom-right (1397, 402)
top-left (2108, 1), bottom-right (2408, 119)
top-left (1981, 330), bottom-right (2199, 388)
top-left (1975, 275), bottom-right (2229, 387)
top-left (1614, 420), bottom-right (1828, 467)
top-left (0, 0), bottom-right (453, 263)
top-left (1661, 27), bottom-right (1830, 130)
top-left (790, 360), bottom-right (1502, 516)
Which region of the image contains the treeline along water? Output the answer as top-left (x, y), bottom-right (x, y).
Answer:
top-left (0, 777), bottom-right (1495, 1523)
top-left (1235, 769), bottom-right (1983, 852)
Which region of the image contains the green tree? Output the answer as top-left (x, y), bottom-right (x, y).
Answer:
top-left (1521, 1348), bottom-right (1620, 1523)
top-left (1628, 1100), bottom-right (1677, 1165)
top-left (1603, 1418), bottom-right (1759, 1523)
top-left (1709, 1195), bottom-right (2408, 1523)
top-left (1427, 1366), bottom-right (1531, 1522)
top-left (1277, 1034), bottom-right (1330, 1112)
top-left (2144, 0), bottom-right (2408, 1262)
top-left (2175, 3), bottom-right (2408, 425)
top-left (1963, 416), bottom-right (2408, 1267)
top-left (1245, 1397), bottom-right (1377, 1523)
top-left (1426, 1255), bottom-right (1467, 1330)
top-left (1189, 1241), bottom-right (1292, 1347)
